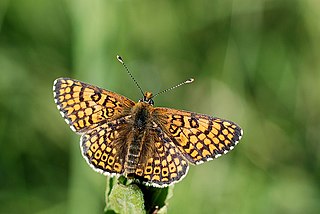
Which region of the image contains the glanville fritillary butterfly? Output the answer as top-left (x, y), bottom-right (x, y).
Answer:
top-left (53, 56), bottom-right (243, 188)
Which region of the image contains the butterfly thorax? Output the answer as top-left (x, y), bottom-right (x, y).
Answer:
top-left (124, 101), bottom-right (153, 176)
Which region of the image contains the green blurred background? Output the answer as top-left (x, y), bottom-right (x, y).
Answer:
top-left (1, 0), bottom-right (320, 213)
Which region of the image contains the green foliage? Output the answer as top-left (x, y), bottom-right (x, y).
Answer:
top-left (105, 177), bottom-right (173, 214)
top-left (107, 183), bottom-right (145, 214)
top-left (1, 0), bottom-right (320, 213)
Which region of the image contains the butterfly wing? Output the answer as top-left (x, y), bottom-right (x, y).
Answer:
top-left (134, 124), bottom-right (189, 187)
top-left (53, 78), bottom-right (135, 133)
top-left (152, 107), bottom-right (243, 165)
top-left (80, 116), bottom-right (132, 176)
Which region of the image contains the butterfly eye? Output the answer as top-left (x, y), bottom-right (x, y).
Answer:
top-left (148, 99), bottom-right (154, 106)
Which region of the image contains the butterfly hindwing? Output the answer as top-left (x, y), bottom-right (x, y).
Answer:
top-left (135, 124), bottom-right (189, 187)
top-left (80, 116), bottom-right (132, 176)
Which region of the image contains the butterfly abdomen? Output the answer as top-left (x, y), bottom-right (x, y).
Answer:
top-left (124, 103), bottom-right (152, 175)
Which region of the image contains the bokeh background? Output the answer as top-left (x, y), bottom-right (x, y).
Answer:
top-left (1, 0), bottom-right (320, 213)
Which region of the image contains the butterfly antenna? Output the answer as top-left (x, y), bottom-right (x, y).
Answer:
top-left (152, 78), bottom-right (194, 99)
top-left (117, 55), bottom-right (144, 96)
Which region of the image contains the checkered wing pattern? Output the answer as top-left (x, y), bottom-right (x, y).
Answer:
top-left (135, 126), bottom-right (189, 187)
top-left (53, 77), bottom-right (244, 188)
top-left (53, 78), bottom-right (135, 133)
top-left (80, 117), bottom-right (131, 176)
top-left (152, 108), bottom-right (243, 165)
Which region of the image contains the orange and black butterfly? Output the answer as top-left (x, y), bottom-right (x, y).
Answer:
top-left (53, 56), bottom-right (243, 188)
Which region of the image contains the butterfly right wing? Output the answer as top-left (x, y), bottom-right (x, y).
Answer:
top-left (134, 124), bottom-right (189, 187)
top-left (152, 107), bottom-right (243, 165)
top-left (53, 78), bottom-right (135, 134)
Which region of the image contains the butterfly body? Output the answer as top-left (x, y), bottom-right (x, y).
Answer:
top-left (124, 101), bottom-right (153, 176)
top-left (53, 77), bottom-right (243, 187)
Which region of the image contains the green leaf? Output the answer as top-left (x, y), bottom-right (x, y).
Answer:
top-left (105, 176), bottom-right (175, 214)
top-left (107, 182), bottom-right (145, 214)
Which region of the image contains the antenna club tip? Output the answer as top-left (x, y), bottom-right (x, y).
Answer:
top-left (117, 55), bottom-right (124, 64)
top-left (186, 78), bottom-right (194, 83)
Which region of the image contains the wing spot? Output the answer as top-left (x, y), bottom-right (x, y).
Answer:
top-left (196, 142), bottom-right (203, 150)
top-left (161, 177), bottom-right (169, 182)
top-left (154, 159), bottom-right (161, 165)
top-left (213, 137), bottom-right (219, 145)
top-left (209, 144), bottom-right (217, 153)
top-left (198, 133), bottom-right (206, 141)
top-left (224, 140), bottom-right (231, 146)
top-left (174, 158), bottom-right (180, 165)
top-left (202, 149), bottom-right (211, 157)
top-left (188, 117), bottom-right (199, 128)
top-left (74, 104), bottom-right (80, 111)
top-left (136, 168), bottom-right (143, 176)
top-left (162, 168), bottom-right (169, 176)
top-left (169, 162), bottom-right (175, 172)
top-left (58, 96), bottom-right (64, 102)
top-left (65, 87), bottom-right (71, 93)
top-left (86, 150), bottom-right (93, 158)
top-left (65, 94), bottom-right (71, 100)
top-left (91, 143), bottom-right (98, 152)
top-left (213, 122), bottom-right (221, 130)
top-left (145, 166), bottom-right (152, 174)
top-left (170, 173), bottom-right (177, 178)
top-left (91, 159), bottom-right (98, 165)
top-left (152, 175), bottom-right (160, 181)
top-left (66, 79), bottom-right (74, 85)
top-left (78, 111), bottom-right (84, 118)
top-left (101, 153), bottom-right (108, 162)
top-left (98, 161), bottom-right (105, 168)
top-left (73, 85), bottom-right (81, 92)
top-left (222, 129), bottom-right (228, 135)
top-left (227, 133), bottom-right (233, 140)
top-left (91, 135), bottom-right (98, 143)
top-left (85, 108), bottom-right (93, 115)
top-left (99, 137), bottom-right (104, 145)
top-left (154, 167), bottom-right (161, 174)
top-left (162, 160), bottom-right (167, 166)
top-left (94, 150), bottom-right (102, 159)
top-left (78, 120), bottom-right (84, 128)
top-left (218, 134), bottom-right (225, 141)
top-left (108, 156), bottom-right (115, 165)
top-left (144, 175), bottom-right (151, 180)
top-left (223, 121), bottom-right (231, 127)
top-left (204, 138), bottom-right (211, 145)
top-left (190, 135), bottom-right (198, 143)
top-left (191, 150), bottom-right (198, 157)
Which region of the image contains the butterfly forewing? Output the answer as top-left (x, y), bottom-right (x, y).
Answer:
top-left (152, 107), bottom-right (243, 165)
top-left (53, 78), bottom-right (135, 133)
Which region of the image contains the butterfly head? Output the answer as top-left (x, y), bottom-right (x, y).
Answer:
top-left (140, 92), bottom-right (154, 105)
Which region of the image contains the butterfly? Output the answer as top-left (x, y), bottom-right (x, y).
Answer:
top-left (53, 57), bottom-right (243, 188)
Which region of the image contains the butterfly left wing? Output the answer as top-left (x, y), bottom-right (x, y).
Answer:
top-left (53, 78), bottom-right (135, 133)
top-left (152, 107), bottom-right (243, 165)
